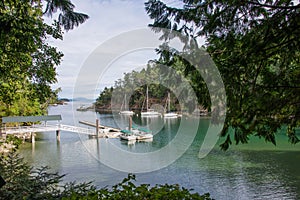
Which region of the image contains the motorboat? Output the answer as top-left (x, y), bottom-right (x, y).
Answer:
top-left (131, 125), bottom-right (153, 141)
top-left (119, 130), bottom-right (137, 141)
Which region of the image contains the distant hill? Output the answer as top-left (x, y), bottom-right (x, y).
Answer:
top-left (58, 98), bottom-right (71, 102)
top-left (71, 97), bottom-right (95, 102)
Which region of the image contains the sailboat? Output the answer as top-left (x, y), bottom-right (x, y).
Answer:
top-left (119, 93), bottom-right (134, 115)
top-left (164, 92), bottom-right (178, 118)
top-left (141, 85), bottom-right (161, 117)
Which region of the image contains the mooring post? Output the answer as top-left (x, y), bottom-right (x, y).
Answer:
top-left (31, 132), bottom-right (35, 143)
top-left (56, 130), bottom-right (60, 142)
top-left (129, 116), bottom-right (132, 131)
top-left (96, 118), bottom-right (99, 137)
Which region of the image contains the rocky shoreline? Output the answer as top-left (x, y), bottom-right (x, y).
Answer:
top-left (0, 137), bottom-right (16, 153)
top-left (0, 132), bottom-right (34, 153)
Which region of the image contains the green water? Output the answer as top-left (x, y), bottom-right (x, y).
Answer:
top-left (19, 102), bottom-right (300, 199)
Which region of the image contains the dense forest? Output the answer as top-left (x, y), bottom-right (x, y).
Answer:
top-left (95, 61), bottom-right (210, 114)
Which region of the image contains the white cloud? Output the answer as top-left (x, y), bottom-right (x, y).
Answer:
top-left (50, 0), bottom-right (153, 99)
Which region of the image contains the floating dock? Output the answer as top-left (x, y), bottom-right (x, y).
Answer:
top-left (79, 120), bottom-right (122, 138)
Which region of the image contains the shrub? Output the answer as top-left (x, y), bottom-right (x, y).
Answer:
top-left (0, 138), bottom-right (212, 200)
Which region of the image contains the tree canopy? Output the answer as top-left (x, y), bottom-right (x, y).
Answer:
top-left (96, 64), bottom-right (184, 113)
top-left (145, 0), bottom-right (300, 149)
top-left (0, 0), bottom-right (88, 118)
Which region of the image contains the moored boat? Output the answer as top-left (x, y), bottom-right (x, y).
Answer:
top-left (131, 125), bottom-right (153, 141)
top-left (164, 112), bottom-right (178, 118)
top-left (163, 92), bottom-right (178, 118)
top-left (119, 110), bottom-right (134, 115)
top-left (119, 130), bottom-right (137, 141)
top-left (141, 86), bottom-right (161, 117)
top-left (119, 94), bottom-right (134, 115)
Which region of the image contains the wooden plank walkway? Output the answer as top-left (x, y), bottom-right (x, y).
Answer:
top-left (2, 124), bottom-right (95, 135)
top-left (3, 125), bottom-right (58, 134)
top-left (1, 123), bottom-right (122, 139)
top-left (60, 124), bottom-right (96, 135)
top-left (0, 115), bottom-right (122, 142)
top-left (79, 120), bottom-right (120, 132)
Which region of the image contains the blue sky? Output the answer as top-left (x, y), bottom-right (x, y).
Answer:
top-left (49, 0), bottom-right (182, 99)
top-left (49, 0), bottom-right (299, 100)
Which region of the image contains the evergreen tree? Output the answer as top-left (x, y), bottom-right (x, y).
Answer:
top-left (145, 0), bottom-right (300, 149)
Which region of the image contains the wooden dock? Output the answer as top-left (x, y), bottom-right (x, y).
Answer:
top-left (1, 123), bottom-right (122, 142)
top-left (79, 120), bottom-right (122, 139)
top-left (2, 124), bottom-right (95, 135)
top-left (0, 115), bottom-right (123, 143)
top-left (79, 120), bottom-right (120, 132)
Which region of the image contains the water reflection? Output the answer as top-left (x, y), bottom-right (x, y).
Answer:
top-left (18, 102), bottom-right (300, 199)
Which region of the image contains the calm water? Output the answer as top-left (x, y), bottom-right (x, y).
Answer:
top-left (19, 102), bottom-right (300, 200)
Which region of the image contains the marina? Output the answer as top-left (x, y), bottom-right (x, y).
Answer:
top-left (1, 115), bottom-right (154, 143)
top-left (5, 102), bottom-right (300, 199)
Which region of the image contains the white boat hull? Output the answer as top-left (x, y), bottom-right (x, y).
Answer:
top-left (119, 134), bottom-right (137, 141)
top-left (141, 111), bottom-right (161, 117)
top-left (119, 111), bottom-right (134, 115)
top-left (131, 129), bottom-right (153, 141)
top-left (164, 113), bottom-right (178, 118)
top-left (136, 133), bottom-right (153, 140)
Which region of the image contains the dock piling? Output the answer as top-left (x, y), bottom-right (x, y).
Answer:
top-left (96, 119), bottom-right (99, 137)
top-left (56, 130), bottom-right (60, 142)
top-left (129, 116), bottom-right (132, 131)
top-left (31, 132), bottom-right (35, 143)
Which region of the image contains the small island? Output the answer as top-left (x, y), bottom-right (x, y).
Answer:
top-left (94, 64), bottom-right (209, 116)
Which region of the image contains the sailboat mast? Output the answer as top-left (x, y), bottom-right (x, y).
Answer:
top-left (121, 94), bottom-right (124, 111)
top-left (168, 92), bottom-right (170, 112)
top-left (125, 93), bottom-right (127, 111)
top-left (146, 85), bottom-right (149, 111)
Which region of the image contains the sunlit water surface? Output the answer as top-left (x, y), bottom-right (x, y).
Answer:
top-left (19, 102), bottom-right (300, 200)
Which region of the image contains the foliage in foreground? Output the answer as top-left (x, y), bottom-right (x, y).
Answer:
top-left (145, 0), bottom-right (300, 149)
top-left (0, 0), bottom-right (88, 117)
top-left (0, 138), bottom-right (211, 200)
top-left (64, 174), bottom-right (212, 200)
